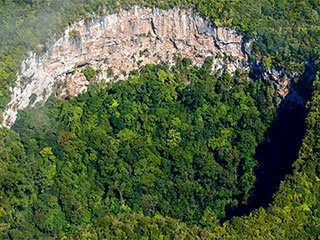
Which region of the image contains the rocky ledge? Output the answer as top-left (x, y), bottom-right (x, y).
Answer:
top-left (1, 6), bottom-right (300, 127)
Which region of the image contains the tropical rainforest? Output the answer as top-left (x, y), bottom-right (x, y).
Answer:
top-left (0, 0), bottom-right (320, 239)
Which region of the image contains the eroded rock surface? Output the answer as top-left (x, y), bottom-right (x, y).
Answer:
top-left (1, 6), bottom-right (294, 127)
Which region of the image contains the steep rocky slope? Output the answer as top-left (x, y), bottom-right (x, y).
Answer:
top-left (1, 6), bottom-right (298, 127)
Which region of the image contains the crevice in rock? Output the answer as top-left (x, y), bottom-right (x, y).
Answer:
top-left (150, 18), bottom-right (157, 35)
top-left (169, 38), bottom-right (179, 50)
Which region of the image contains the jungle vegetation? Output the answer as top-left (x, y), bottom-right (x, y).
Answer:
top-left (1, 59), bottom-right (278, 238)
top-left (0, 0), bottom-right (320, 239)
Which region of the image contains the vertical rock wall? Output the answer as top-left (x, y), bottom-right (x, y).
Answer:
top-left (0, 6), bottom-right (297, 127)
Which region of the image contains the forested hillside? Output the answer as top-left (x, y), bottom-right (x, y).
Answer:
top-left (0, 0), bottom-right (320, 239)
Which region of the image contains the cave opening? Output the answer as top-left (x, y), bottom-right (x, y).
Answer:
top-left (224, 63), bottom-right (315, 220)
top-left (239, 104), bottom-right (306, 213)
top-left (223, 103), bottom-right (307, 220)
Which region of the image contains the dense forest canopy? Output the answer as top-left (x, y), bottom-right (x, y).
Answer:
top-left (0, 60), bottom-right (277, 238)
top-left (0, 0), bottom-right (320, 239)
top-left (1, 60), bottom-right (319, 239)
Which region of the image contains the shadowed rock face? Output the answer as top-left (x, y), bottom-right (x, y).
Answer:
top-left (1, 6), bottom-right (297, 127)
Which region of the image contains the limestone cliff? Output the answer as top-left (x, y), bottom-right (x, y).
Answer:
top-left (0, 6), bottom-right (298, 127)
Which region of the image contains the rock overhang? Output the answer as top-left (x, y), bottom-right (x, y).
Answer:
top-left (0, 6), bottom-right (300, 127)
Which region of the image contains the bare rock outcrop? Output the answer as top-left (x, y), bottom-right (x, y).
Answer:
top-left (1, 6), bottom-right (294, 127)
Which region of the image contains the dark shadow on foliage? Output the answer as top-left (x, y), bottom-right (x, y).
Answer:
top-left (224, 65), bottom-right (316, 220)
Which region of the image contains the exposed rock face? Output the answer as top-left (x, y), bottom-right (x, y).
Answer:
top-left (0, 6), bottom-right (296, 127)
top-left (263, 68), bottom-right (302, 105)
